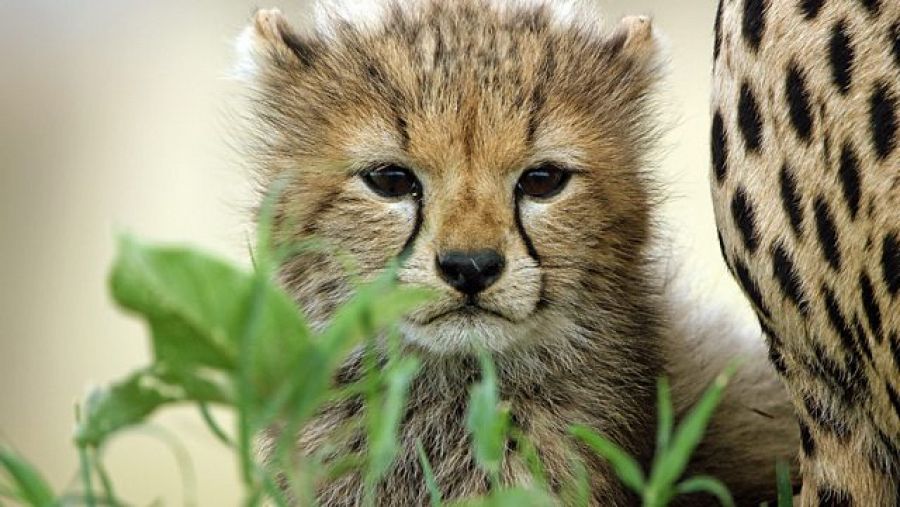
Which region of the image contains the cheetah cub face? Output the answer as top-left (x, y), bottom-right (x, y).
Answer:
top-left (238, 0), bottom-right (663, 353)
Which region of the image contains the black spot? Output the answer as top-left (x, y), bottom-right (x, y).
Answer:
top-left (891, 331), bottom-right (900, 372)
top-left (887, 383), bottom-right (900, 417)
top-left (731, 188), bottom-right (759, 253)
top-left (768, 343), bottom-right (789, 376)
top-left (800, 0), bottom-right (825, 19)
top-left (817, 486), bottom-right (853, 506)
top-left (814, 197), bottom-right (842, 271)
top-left (738, 82), bottom-right (764, 152)
top-left (742, 0), bottom-right (768, 51)
top-left (760, 319), bottom-right (788, 375)
top-left (803, 393), bottom-right (848, 438)
top-left (857, 0), bottom-right (880, 14)
top-left (884, 233), bottom-right (899, 296)
top-left (785, 63), bottom-right (814, 142)
top-left (870, 83), bottom-right (897, 159)
top-left (806, 342), bottom-right (854, 402)
top-left (870, 429), bottom-right (900, 475)
top-left (714, 0), bottom-right (724, 60)
top-left (829, 21), bottom-right (854, 95)
top-left (780, 164), bottom-right (805, 237)
top-left (850, 315), bottom-right (873, 364)
top-left (837, 143), bottom-right (862, 219)
top-left (843, 339), bottom-right (871, 402)
top-left (860, 272), bottom-right (884, 344)
top-left (712, 110), bottom-right (728, 183)
top-left (772, 243), bottom-right (809, 315)
top-left (823, 285), bottom-right (870, 368)
top-left (799, 419), bottom-right (816, 456)
top-left (734, 258), bottom-right (772, 318)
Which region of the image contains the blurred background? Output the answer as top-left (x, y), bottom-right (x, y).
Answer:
top-left (0, 0), bottom-right (741, 504)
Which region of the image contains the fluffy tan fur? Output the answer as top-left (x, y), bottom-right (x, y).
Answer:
top-left (712, 0), bottom-right (900, 504)
top-left (236, 1), bottom-right (798, 504)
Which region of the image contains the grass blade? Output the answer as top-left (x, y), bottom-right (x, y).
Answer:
top-left (655, 377), bottom-right (673, 455)
top-left (0, 448), bottom-right (55, 507)
top-left (648, 362), bottom-right (738, 499)
top-left (569, 425), bottom-right (645, 494)
top-left (466, 353), bottom-right (508, 480)
top-left (510, 430), bottom-right (547, 491)
top-left (775, 460), bottom-right (793, 507)
top-left (675, 475), bottom-right (734, 507)
top-left (416, 440), bottom-right (443, 507)
top-left (368, 357), bottom-right (421, 483)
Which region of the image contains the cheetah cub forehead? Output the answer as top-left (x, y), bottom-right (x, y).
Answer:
top-left (238, 0), bottom-right (664, 353)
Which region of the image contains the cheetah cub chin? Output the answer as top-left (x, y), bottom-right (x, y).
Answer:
top-left (236, 0), bottom-right (798, 504)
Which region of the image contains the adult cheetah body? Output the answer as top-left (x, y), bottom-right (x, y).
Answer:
top-left (711, 0), bottom-right (900, 503)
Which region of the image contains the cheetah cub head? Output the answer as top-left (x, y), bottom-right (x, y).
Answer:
top-left (237, 0), bottom-right (663, 354)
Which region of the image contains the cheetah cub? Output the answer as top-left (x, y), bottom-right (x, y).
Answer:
top-left (236, 0), bottom-right (798, 504)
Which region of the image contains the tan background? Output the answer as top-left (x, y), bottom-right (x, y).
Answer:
top-left (0, 1), bottom-right (735, 504)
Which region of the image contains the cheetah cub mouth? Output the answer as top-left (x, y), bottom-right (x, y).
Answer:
top-left (238, 2), bottom-right (662, 355)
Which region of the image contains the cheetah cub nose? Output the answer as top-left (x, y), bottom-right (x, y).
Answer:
top-left (436, 250), bottom-right (506, 296)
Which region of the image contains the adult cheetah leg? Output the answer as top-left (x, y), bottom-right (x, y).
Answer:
top-left (711, 0), bottom-right (900, 504)
top-left (794, 414), bottom-right (898, 505)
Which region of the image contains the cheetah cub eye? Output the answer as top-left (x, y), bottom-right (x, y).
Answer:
top-left (361, 164), bottom-right (421, 199)
top-left (516, 163), bottom-right (572, 199)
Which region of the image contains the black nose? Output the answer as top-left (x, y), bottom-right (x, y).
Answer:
top-left (436, 249), bottom-right (506, 296)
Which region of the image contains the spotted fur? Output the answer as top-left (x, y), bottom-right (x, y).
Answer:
top-left (237, 1), bottom-right (798, 504)
top-left (712, 0), bottom-right (900, 504)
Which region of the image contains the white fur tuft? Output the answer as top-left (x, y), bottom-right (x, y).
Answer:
top-left (309, 0), bottom-right (607, 39)
top-left (230, 24), bottom-right (262, 82)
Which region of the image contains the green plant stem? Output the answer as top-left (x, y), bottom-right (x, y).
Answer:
top-left (78, 445), bottom-right (96, 507)
top-left (361, 318), bottom-right (380, 507)
top-left (93, 455), bottom-right (121, 507)
top-left (258, 465), bottom-right (290, 507)
top-left (237, 271), bottom-right (269, 493)
top-left (199, 403), bottom-right (234, 447)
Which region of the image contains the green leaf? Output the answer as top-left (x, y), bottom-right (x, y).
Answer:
top-left (0, 447), bottom-right (55, 507)
top-left (76, 370), bottom-right (176, 447)
top-left (647, 362), bottom-right (738, 500)
top-left (466, 354), bottom-right (509, 477)
top-left (367, 357), bottom-right (421, 482)
top-left (775, 460), bottom-right (793, 507)
top-left (569, 425), bottom-right (645, 494)
top-left (416, 440), bottom-right (443, 507)
top-left (110, 235), bottom-right (311, 391)
top-left (675, 475), bottom-right (734, 507)
top-left (111, 235), bottom-right (245, 369)
top-left (75, 367), bottom-right (232, 447)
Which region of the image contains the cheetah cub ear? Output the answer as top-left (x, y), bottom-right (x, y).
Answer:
top-left (233, 8), bottom-right (315, 82)
top-left (608, 15), bottom-right (664, 69)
